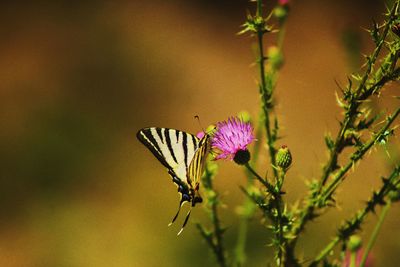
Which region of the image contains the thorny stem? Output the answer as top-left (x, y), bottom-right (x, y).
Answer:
top-left (197, 165), bottom-right (227, 267)
top-left (253, 1), bottom-right (292, 265)
top-left (291, 107), bottom-right (400, 257)
top-left (256, 0), bottom-right (278, 181)
top-left (197, 223), bottom-right (227, 267)
top-left (244, 162), bottom-right (285, 266)
top-left (288, 2), bottom-right (400, 255)
top-left (321, 108), bottom-right (400, 201)
top-left (359, 200), bottom-right (392, 267)
top-left (320, 2), bottom-right (398, 189)
top-left (234, 214), bottom-right (249, 267)
top-left (275, 195), bottom-right (285, 267)
top-left (354, 2), bottom-right (398, 98)
top-left (245, 163), bottom-right (275, 193)
top-left (211, 198), bottom-right (227, 267)
top-left (309, 166), bottom-right (400, 266)
top-left (315, 1), bottom-right (399, 195)
top-left (234, 117), bottom-right (264, 266)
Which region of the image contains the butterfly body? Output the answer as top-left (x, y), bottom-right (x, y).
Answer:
top-left (136, 127), bottom-right (210, 234)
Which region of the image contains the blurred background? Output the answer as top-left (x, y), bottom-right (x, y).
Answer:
top-left (1, 0), bottom-right (399, 266)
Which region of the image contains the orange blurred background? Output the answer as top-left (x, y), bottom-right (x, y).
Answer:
top-left (1, 1), bottom-right (399, 266)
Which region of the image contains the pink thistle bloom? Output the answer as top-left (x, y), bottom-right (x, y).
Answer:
top-left (211, 117), bottom-right (255, 163)
top-left (342, 249), bottom-right (373, 267)
top-left (279, 0), bottom-right (289, 5)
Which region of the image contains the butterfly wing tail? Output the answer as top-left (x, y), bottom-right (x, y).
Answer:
top-left (177, 208), bottom-right (192, 236)
top-left (168, 201), bottom-right (185, 227)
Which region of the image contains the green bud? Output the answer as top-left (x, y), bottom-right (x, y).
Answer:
top-left (347, 235), bottom-right (362, 252)
top-left (254, 16), bottom-right (264, 26)
top-left (237, 110), bottom-right (251, 123)
top-left (267, 46), bottom-right (284, 70)
top-left (273, 6), bottom-right (288, 23)
top-left (275, 145), bottom-right (292, 170)
top-left (234, 149), bottom-right (251, 165)
top-left (388, 189), bottom-right (400, 202)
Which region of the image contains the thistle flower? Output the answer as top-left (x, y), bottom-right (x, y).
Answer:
top-left (211, 117), bottom-right (255, 165)
top-left (278, 0), bottom-right (289, 5)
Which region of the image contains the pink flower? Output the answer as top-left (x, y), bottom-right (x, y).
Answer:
top-left (342, 249), bottom-right (373, 267)
top-left (278, 0), bottom-right (289, 6)
top-left (211, 117), bottom-right (255, 163)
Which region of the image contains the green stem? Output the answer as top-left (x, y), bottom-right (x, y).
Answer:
top-left (211, 196), bottom-right (227, 267)
top-left (316, 1), bottom-right (399, 192)
top-left (353, 1), bottom-right (398, 98)
top-left (311, 237), bottom-right (340, 266)
top-left (275, 197), bottom-right (284, 267)
top-left (276, 26), bottom-right (286, 51)
top-left (244, 162), bottom-right (285, 266)
top-left (234, 210), bottom-right (249, 267)
top-left (244, 163), bottom-right (275, 193)
top-left (293, 107), bottom-right (400, 248)
top-left (287, 2), bottom-right (399, 264)
top-left (309, 166), bottom-right (400, 266)
top-left (349, 251), bottom-right (357, 267)
top-left (199, 165), bottom-right (227, 267)
top-left (234, 115), bottom-right (263, 266)
top-left (359, 201), bottom-right (392, 267)
top-left (321, 108), bottom-right (400, 201)
top-left (256, 0), bottom-right (278, 181)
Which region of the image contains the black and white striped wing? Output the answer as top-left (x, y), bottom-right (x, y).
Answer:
top-left (187, 134), bottom-right (210, 186)
top-left (136, 127), bottom-right (200, 188)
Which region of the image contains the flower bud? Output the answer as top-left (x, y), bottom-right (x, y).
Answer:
top-left (276, 145), bottom-right (292, 170)
top-left (388, 189), bottom-right (400, 202)
top-left (273, 6), bottom-right (288, 21)
top-left (278, 0), bottom-right (290, 6)
top-left (274, 1), bottom-right (290, 24)
top-left (233, 149), bottom-right (251, 165)
top-left (347, 235), bottom-right (362, 252)
top-left (267, 46), bottom-right (284, 70)
top-left (237, 110), bottom-right (251, 123)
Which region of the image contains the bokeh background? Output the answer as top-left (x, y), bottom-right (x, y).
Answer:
top-left (1, 0), bottom-right (399, 266)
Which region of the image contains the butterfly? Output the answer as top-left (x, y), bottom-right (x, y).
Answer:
top-left (136, 127), bottom-right (210, 235)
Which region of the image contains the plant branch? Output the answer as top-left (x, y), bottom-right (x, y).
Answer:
top-left (255, 0), bottom-right (279, 181)
top-left (198, 163), bottom-right (227, 267)
top-left (287, 2), bottom-right (400, 254)
top-left (309, 166), bottom-right (400, 266)
top-left (321, 107), bottom-right (400, 202)
top-left (359, 199), bottom-right (391, 267)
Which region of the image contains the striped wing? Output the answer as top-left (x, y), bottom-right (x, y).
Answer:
top-left (136, 127), bottom-right (200, 189)
top-left (187, 134), bottom-right (210, 186)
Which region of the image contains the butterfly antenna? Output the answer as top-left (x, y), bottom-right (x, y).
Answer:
top-left (177, 208), bottom-right (192, 236)
top-left (194, 115), bottom-right (206, 134)
top-left (168, 202), bottom-right (185, 227)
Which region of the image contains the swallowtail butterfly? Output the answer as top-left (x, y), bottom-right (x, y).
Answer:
top-left (136, 127), bottom-right (210, 235)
